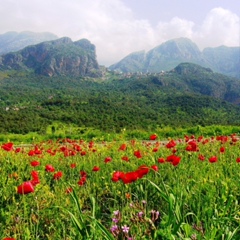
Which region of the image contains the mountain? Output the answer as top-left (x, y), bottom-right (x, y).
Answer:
top-left (203, 46), bottom-right (240, 79)
top-left (0, 31), bottom-right (58, 55)
top-left (0, 37), bottom-right (103, 77)
top-left (109, 38), bottom-right (240, 78)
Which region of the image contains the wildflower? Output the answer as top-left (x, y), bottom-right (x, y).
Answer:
top-left (198, 154), bottom-right (205, 161)
top-left (3, 238), bottom-right (16, 240)
top-left (110, 224), bottom-right (118, 233)
top-left (112, 171), bottom-right (124, 182)
top-left (122, 225), bottom-right (130, 233)
top-left (220, 146), bottom-right (225, 153)
top-left (166, 140), bottom-right (176, 149)
top-left (121, 156), bottom-right (130, 161)
top-left (138, 211), bottom-right (144, 218)
top-left (113, 210), bottom-right (120, 216)
top-left (158, 157), bottom-right (165, 163)
top-left (2, 142), bottom-right (14, 151)
top-left (104, 156), bottom-right (112, 163)
top-left (150, 134), bottom-right (157, 140)
top-left (30, 161), bottom-right (40, 167)
top-left (17, 181), bottom-right (34, 194)
top-left (70, 163), bottom-right (76, 168)
top-left (92, 166), bottom-right (100, 171)
top-left (134, 150), bottom-right (142, 158)
top-left (151, 165), bottom-right (158, 172)
top-left (45, 164), bottom-right (55, 172)
top-left (209, 156), bottom-right (218, 163)
top-left (53, 171), bottom-right (63, 180)
top-left (119, 143), bottom-right (127, 151)
top-left (112, 218), bottom-right (119, 223)
top-left (236, 157), bottom-right (240, 163)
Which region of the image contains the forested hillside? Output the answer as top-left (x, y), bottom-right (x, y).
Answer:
top-left (1, 65), bottom-right (240, 134)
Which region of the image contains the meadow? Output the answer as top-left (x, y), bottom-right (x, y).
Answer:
top-left (1, 129), bottom-right (240, 239)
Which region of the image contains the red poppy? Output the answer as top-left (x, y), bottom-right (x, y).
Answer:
top-left (209, 156), bottom-right (218, 163)
top-left (119, 143), bottom-right (127, 151)
top-left (151, 165), bottom-right (158, 172)
top-left (150, 134), bottom-right (157, 141)
top-left (134, 150), bottom-right (142, 159)
top-left (17, 181), bottom-right (35, 194)
top-left (166, 155), bottom-right (181, 166)
top-left (122, 172), bottom-right (139, 184)
top-left (136, 165), bottom-right (149, 178)
top-left (81, 151), bottom-right (87, 156)
top-left (121, 156), bottom-right (129, 161)
top-left (220, 147), bottom-right (225, 153)
top-left (80, 171), bottom-right (87, 178)
top-left (92, 166), bottom-right (100, 171)
top-left (185, 140), bottom-right (198, 152)
top-left (152, 147), bottom-right (159, 152)
top-left (30, 161), bottom-right (40, 167)
top-left (198, 154), bottom-right (205, 161)
top-left (104, 156), bottom-right (112, 163)
top-left (45, 164), bottom-right (55, 172)
top-left (166, 140), bottom-right (176, 149)
top-left (70, 163), bottom-right (77, 168)
top-left (3, 238), bottom-right (16, 240)
top-left (31, 170), bottom-right (40, 186)
top-left (236, 157), bottom-right (240, 163)
top-left (53, 171), bottom-right (63, 180)
top-left (112, 171), bottom-right (124, 182)
top-left (158, 157), bottom-right (165, 163)
top-left (2, 142), bottom-right (14, 151)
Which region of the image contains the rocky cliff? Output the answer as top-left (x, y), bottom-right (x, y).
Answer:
top-left (0, 37), bottom-right (102, 77)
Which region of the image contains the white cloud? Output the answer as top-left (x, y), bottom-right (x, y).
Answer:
top-left (0, 1), bottom-right (239, 66)
top-left (193, 7), bottom-right (240, 49)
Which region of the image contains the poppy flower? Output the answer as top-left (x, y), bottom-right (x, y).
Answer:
top-left (70, 163), bottom-right (77, 168)
top-left (104, 156), bottom-right (112, 163)
top-left (119, 143), bottom-right (127, 151)
top-left (81, 151), bottom-right (87, 156)
top-left (134, 150), bottom-right (142, 159)
top-left (150, 134), bottom-right (157, 141)
top-left (92, 166), bottom-right (100, 171)
top-left (53, 171), bottom-right (63, 180)
top-left (45, 164), bottom-right (55, 172)
top-left (166, 140), bottom-right (176, 149)
top-left (158, 157), bottom-right (165, 163)
top-left (2, 142), bottom-right (14, 151)
top-left (122, 172), bottom-right (138, 184)
top-left (220, 147), bottom-right (225, 153)
top-left (3, 238), bottom-right (16, 240)
top-left (136, 165), bottom-right (149, 178)
top-left (112, 171), bottom-right (124, 182)
top-left (17, 181), bottom-right (35, 194)
top-left (236, 157), bottom-right (240, 163)
top-left (209, 156), bottom-right (218, 163)
top-left (151, 165), bottom-right (158, 172)
top-left (198, 154), bottom-right (205, 161)
top-left (30, 161), bottom-right (40, 167)
top-left (121, 156), bottom-right (129, 161)
top-left (31, 170), bottom-right (40, 186)
top-left (166, 155), bottom-right (181, 166)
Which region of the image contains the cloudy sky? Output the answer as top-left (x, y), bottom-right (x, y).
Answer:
top-left (0, 0), bottom-right (239, 66)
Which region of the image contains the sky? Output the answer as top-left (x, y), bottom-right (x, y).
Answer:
top-left (0, 0), bottom-right (239, 66)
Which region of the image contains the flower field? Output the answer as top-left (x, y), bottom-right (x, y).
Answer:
top-left (1, 133), bottom-right (240, 239)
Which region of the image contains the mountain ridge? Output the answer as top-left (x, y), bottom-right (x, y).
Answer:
top-left (0, 37), bottom-right (102, 77)
top-left (109, 38), bottom-right (240, 78)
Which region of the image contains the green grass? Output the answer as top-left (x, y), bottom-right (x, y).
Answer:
top-left (1, 131), bottom-right (240, 239)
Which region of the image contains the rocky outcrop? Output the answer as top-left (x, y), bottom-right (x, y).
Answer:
top-left (0, 37), bottom-right (102, 77)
